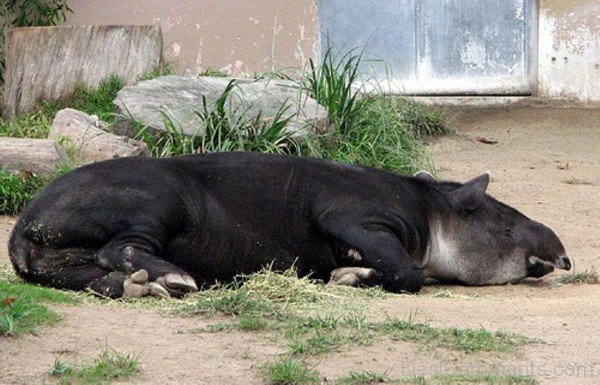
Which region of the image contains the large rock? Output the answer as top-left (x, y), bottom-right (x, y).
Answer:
top-left (49, 109), bottom-right (149, 164)
top-left (113, 76), bottom-right (329, 138)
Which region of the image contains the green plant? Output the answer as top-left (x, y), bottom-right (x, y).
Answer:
top-left (557, 267), bottom-right (599, 284)
top-left (0, 0), bottom-right (72, 85)
top-left (199, 67), bottom-right (229, 77)
top-left (0, 169), bottom-right (47, 215)
top-left (301, 47), bottom-right (448, 174)
top-left (304, 96), bottom-right (436, 174)
top-left (337, 370), bottom-right (390, 385)
top-left (137, 61), bottom-right (176, 82)
top-left (265, 358), bottom-right (320, 385)
top-left (49, 346), bottom-right (140, 384)
top-left (302, 47), bottom-right (364, 134)
top-left (0, 279), bottom-right (73, 335)
top-left (138, 80), bottom-right (301, 157)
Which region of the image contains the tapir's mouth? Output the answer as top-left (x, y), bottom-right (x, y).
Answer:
top-left (556, 254), bottom-right (572, 270)
top-left (528, 254), bottom-right (572, 271)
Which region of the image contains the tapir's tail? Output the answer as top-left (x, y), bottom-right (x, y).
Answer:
top-left (8, 224), bottom-right (31, 278)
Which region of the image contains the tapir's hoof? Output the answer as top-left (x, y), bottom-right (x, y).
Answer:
top-left (149, 282), bottom-right (170, 298)
top-left (130, 269), bottom-right (149, 284)
top-left (121, 269), bottom-right (198, 299)
top-left (164, 273), bottom-right (199, 292)
top-left (328, 267), bottom-right (377, 287)
top-left (123, 279), bottom-right (150, 297)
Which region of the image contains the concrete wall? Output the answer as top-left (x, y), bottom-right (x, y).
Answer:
top-left (62, 0), bottom-right (600, 102)
top-left (538, 0), bottom-right (600, 102)
top-left (63, 0), bottom-right (318, 76)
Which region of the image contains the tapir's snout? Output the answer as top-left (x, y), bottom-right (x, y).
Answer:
top-left (557, 254), bottom-right (572, 271)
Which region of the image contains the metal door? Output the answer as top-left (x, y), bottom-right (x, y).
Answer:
top-left (319, 0), bottom-right (535, 95)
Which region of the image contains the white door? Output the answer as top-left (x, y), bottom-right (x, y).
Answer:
top-left (319, 0), bottom-right (535, 95)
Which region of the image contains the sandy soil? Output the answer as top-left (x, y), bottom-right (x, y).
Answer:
top-left (1, 106), bottom-right (599, 385)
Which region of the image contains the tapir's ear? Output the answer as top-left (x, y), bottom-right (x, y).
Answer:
top-left (413, 170), bottom-right (435, 182)
top-left (448, 172), bottom-right (490, 211)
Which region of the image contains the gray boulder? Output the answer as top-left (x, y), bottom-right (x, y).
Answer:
top-left (49, 108), bottom-right (149, 164)
top-left (113, 76), bottom-right (329, 138)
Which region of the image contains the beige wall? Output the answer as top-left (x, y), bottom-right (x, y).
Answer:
top-left (63, 0), bottom-right (600, 102)
top-left (538, 0), bottom-right (600, 102)
top-left (63, 0), bottom-right (319, 76)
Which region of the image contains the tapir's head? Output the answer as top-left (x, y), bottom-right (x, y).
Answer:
top-left (419, 172), bottom-right (570, 285)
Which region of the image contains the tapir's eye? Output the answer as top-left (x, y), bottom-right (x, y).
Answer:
top-left (504, 228), bottom-right (514, 236)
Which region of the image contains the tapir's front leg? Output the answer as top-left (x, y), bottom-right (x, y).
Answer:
top-left (318, 214), bottom-right (424, 293)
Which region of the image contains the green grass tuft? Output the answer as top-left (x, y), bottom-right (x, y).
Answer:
top-left (199, 67), bottom-right (230, 77)
top-left (557, 267), bottom-right (599, 284)
top-left (137, 79), bottom-right (301, 157)
top-left (337, 370), bottom-right (390, 385)
top-left (0, 278), bottom-right (73, 336)
top-left (424, 373), bottom-right (537, 385)
top-left (49, 346), bottom-right (140, 385)
top-left (137, 62), bottom-right (176, 82)
top-left (0, 169), bottom-right (48, 215)
top-left (238, 314), bottom-right (270, 331)
top-left (265, 357), bottom-right (320, 385)
top-left (305, 95), bottom-right (439, 174)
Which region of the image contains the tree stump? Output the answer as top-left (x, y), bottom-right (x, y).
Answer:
top-left (0, 138), bottom-right (71, 175)
top-left (49, 108), bottom-right (149, 163)
top-left (2, 25), bottom-right (163, 117)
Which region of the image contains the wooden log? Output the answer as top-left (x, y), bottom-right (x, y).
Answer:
top-left (0, 138), bottom-right (71, 175)
top-left (48, 108), bottom-right (149, 164)
top-left (2, 25), bottom-right (163, 117)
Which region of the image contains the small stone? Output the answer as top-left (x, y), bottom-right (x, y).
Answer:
top-left (130, 269), bottom-right (148, 284)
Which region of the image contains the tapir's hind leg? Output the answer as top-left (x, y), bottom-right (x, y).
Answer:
top-left (17, 244), bottom-right (126, 298)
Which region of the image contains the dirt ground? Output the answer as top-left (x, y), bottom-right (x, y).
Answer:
top-left (1, 106), bottom-right (599, 385)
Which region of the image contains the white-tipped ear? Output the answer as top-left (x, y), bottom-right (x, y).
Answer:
top-left (413, 170), bottom-right (435, 182)
top-left (447, 173), bottom-right (490, 211)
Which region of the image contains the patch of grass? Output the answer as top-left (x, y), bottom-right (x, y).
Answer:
top-left (423, 373), bottom-right (537, 385)
top-left (0, 76), bottom-right (124, 139)
top-left (0, 168), bottom-right (48, 215)
top-left (178, 267), bottom-right (385, 319)
top-left (137, 62), bottom-right (176, 82)
top-left (0, 278), bottom-right (73, 336)
top-left (238, 314), bottom-right (270, 331)
top-left (265, 357), bottom-right (320, 385)
top-left (175, 268), bottom-right (533, 356)
top-left (336, 372), bottom-right (536, 385)
top-left (199, 67), bottom-right (229, 77)
top-left (0, 108), bottom-right (56, 138)
top-left (301, 47), bottom-right (449, 174)
top-left (59, 76), bottom-right (124, 124)
top-left (305, 96), bottom-right (438, 174)
top-left (557, 267), bottom-right (599, 284)
top-left (49, 347), bottom-right (140, 385)
top-left (337, 370), bottom-right (390, 385)
top-left (370, 319), bottom-right (535, 353)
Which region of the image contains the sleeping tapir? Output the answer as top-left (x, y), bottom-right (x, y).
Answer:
top-left (8, 152), bottom-right (570, 298)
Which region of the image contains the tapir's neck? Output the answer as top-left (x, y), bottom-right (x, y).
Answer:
top-left (421, 217), bottom-right (465, 281)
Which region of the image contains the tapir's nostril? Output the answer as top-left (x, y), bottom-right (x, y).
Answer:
top-left (558, 255), bottom-right (572, 271)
